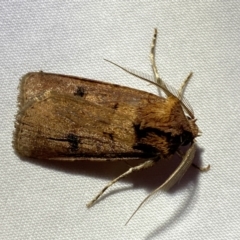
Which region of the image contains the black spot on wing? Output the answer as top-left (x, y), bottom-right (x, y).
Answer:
top-left (67, 133), bottom-right (80, 152)
top-left (74, 86), bottom-right (85, 97)
top-left (103, 132), bottom-right (114, 141)
top-left (113, 103), bottom-right (118, 109)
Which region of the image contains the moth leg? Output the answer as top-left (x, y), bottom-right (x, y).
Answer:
top-left (86, 159), bottom-right (156, 208)
top-left (177, 150), bottom-right (210, 172)
top-left (192, 163), bottom-right (210, 172)
top-left (125, 143), bottom-right (197, 225)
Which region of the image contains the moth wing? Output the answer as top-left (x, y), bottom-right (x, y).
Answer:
top-left (19, 72), bottom-right (164, 110)
top-left (14, 91), bottom-right (146, 160)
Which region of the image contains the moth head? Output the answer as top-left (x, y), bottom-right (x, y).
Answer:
top-left (176, 118), bottom-right (198, 148)
top-left (187, 117), bottom-right (199, 140)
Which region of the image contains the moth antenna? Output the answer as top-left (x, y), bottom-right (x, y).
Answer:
top-left (178, 72), bottom-right (193, 100)
top-left (150, 28), bottom-right (165, 95)
top-left (150, 28), bottom-right (172, 98)
top-left (125, 184), bottom-right (159, 225)
top-left (105, 28), bottom-right (195, 119)
top-left (104, 59), bottom-right (173, 97)
top-left (150, 28), bottom-right (195, 119)
top-left (125, 143), bottom-right (197, 225)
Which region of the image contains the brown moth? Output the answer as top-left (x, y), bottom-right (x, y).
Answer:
top-left (13, 29), bottom-right (209, 224)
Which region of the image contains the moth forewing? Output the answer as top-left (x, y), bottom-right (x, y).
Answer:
top-left (14, 90), bottom-right (146, 160)
top-left (19, 71), bottom-right (164, 110)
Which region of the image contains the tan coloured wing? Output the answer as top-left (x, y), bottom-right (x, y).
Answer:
top-left (19, 72), bottom-right (164, 110)
top-left (14, 91), bottom-right (155, 161)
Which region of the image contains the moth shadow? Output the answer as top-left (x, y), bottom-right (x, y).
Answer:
top-left (144, 147), bottom-right (208, 239)
top-left (17, 145), bottom-right (206, 203)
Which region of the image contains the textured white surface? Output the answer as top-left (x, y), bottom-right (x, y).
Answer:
top-left (1, 1), bottom-right (240, 239)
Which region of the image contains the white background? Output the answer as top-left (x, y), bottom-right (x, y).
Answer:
top-left (1, 1), bottom-right (240, 239)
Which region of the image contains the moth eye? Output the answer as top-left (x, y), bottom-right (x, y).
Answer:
top-left (181, 131), bottom-right (193, 146)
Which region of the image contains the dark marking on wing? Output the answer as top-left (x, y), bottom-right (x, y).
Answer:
top-left (113, 103), bottom-right (119, 109)
top-left (103, 132), bottom-right (114, 141)
top-left (67, 133), bottom-right (80, 152)
top-left (74, 86), bottom-right (85, 97)
top-left (48, 133), bottom-right (80, 153)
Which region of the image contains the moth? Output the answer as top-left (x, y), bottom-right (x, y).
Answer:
top-left (13, 29), bottom-right (209, 224)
